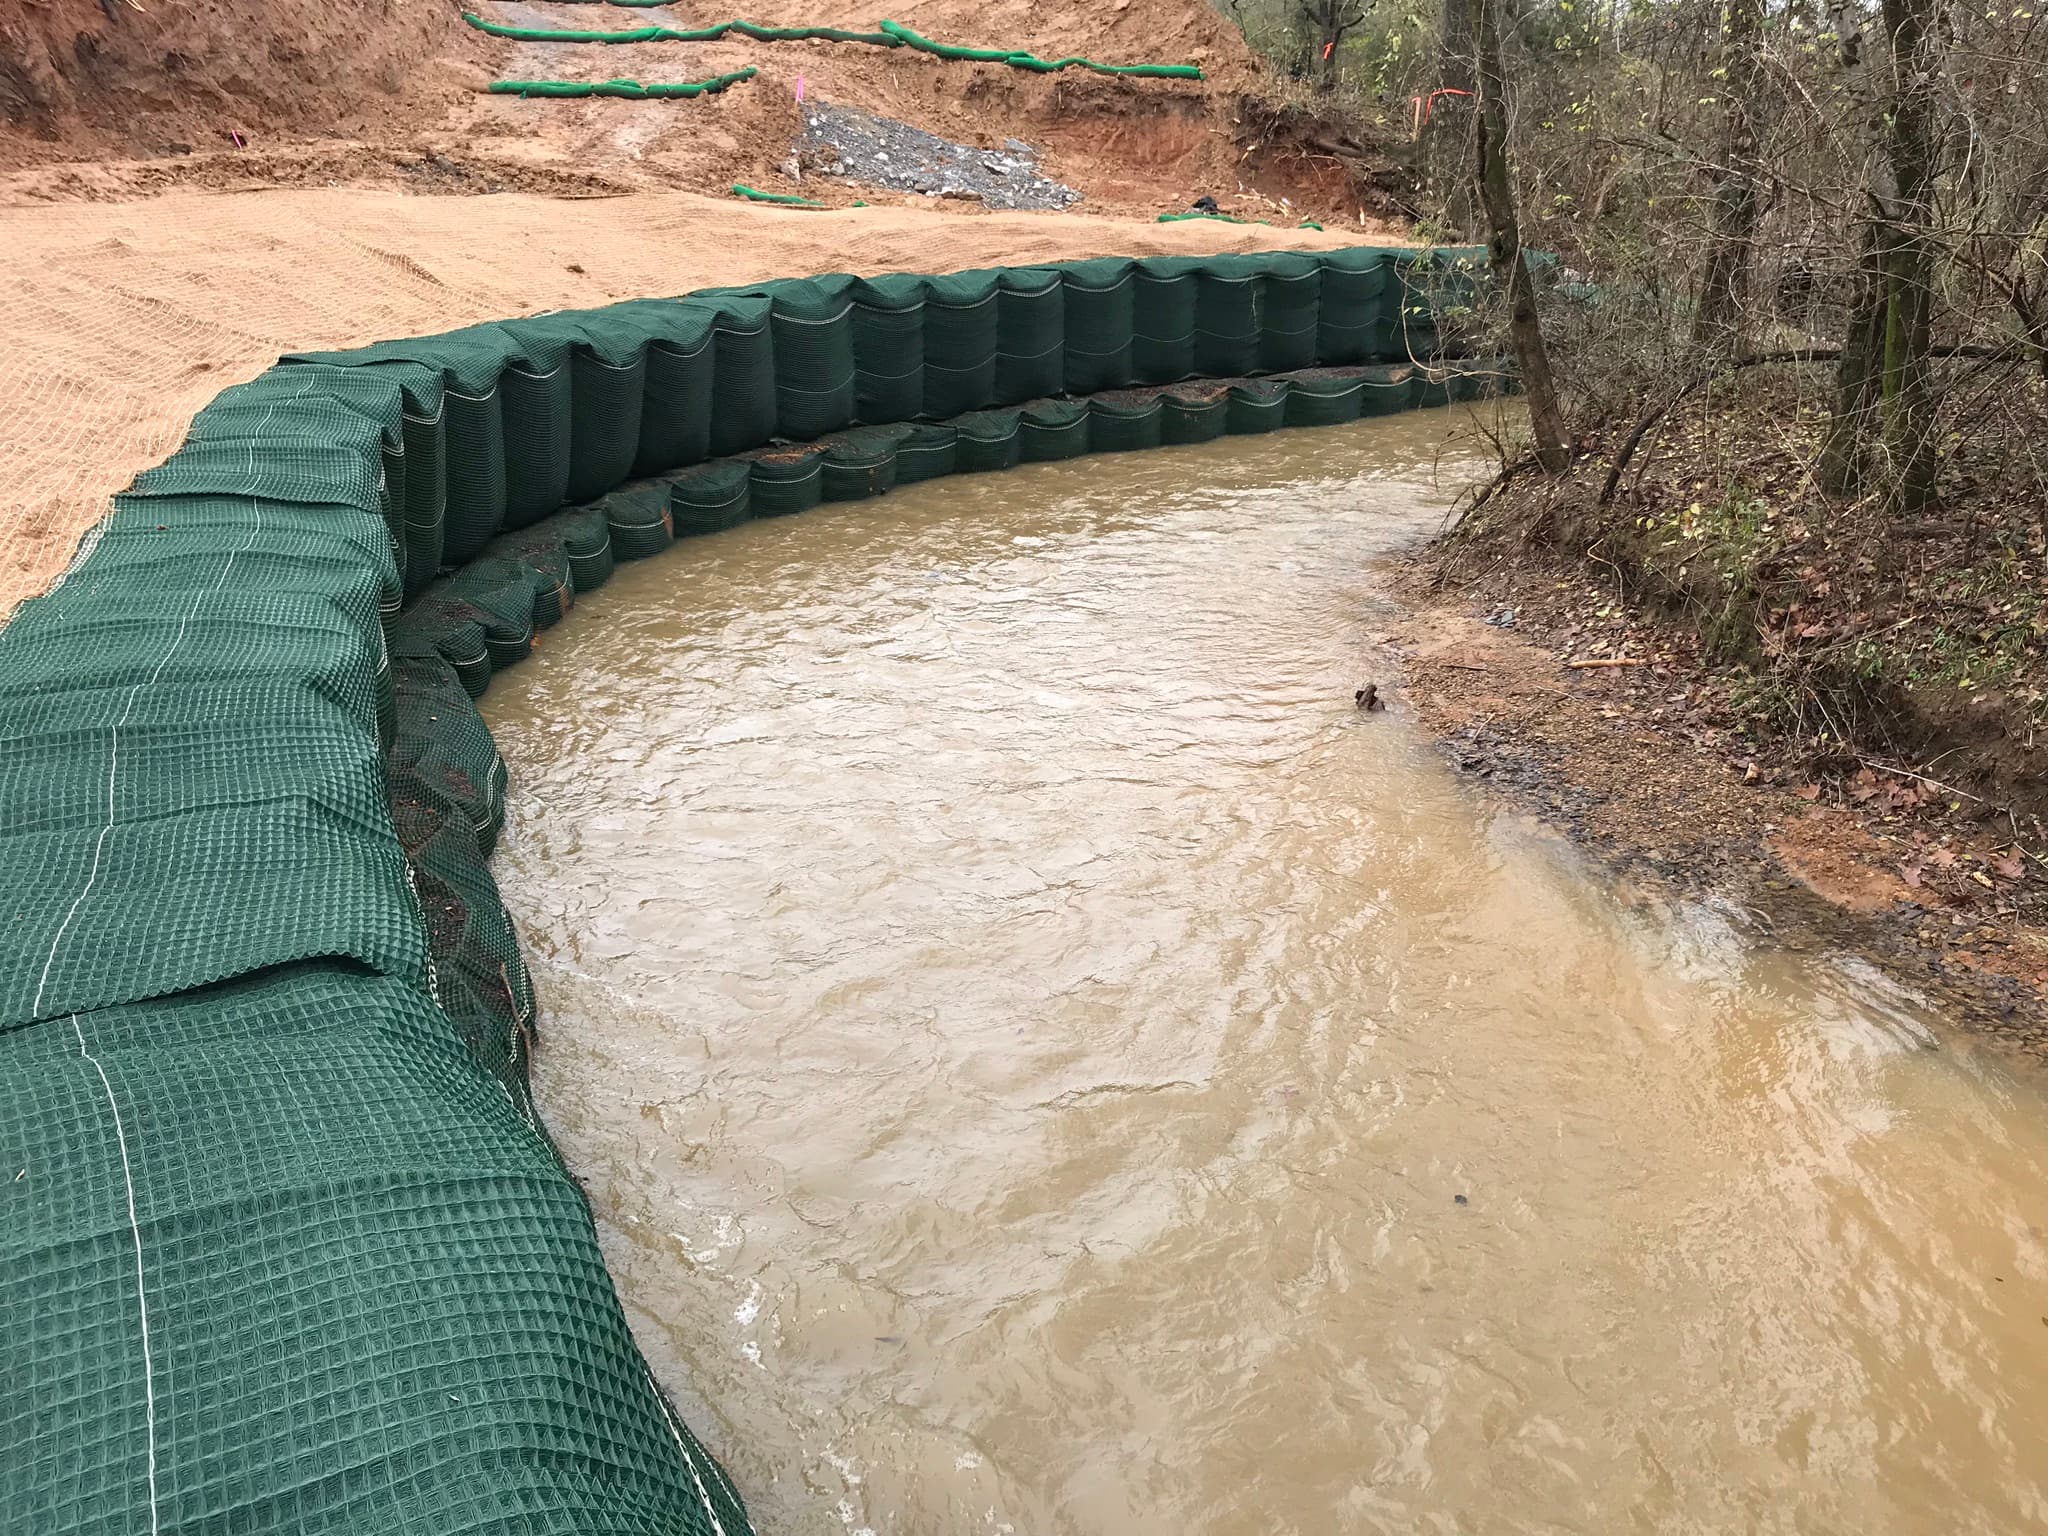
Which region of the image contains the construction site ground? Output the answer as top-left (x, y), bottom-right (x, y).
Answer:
top-left (0, 0), bottom-right (1409, 617)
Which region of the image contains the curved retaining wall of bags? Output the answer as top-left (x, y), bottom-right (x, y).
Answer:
top-left (0, 246), bottom-right (1492, 1535)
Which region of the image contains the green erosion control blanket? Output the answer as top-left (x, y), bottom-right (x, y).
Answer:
top-left (0, 247), bottom-right (1492, 1534)
top-left (459, 11), bottom-right (1206, 77)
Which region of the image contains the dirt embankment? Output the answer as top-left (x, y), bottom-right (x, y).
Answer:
top-left (1387, 388), bottom-right (2048, 1054)
top-left (0, 0), bottom-right (1406, 223)
top-left (0, 0), bottom-right (487, 159)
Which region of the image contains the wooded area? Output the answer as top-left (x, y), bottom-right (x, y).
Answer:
top-left (1224, 0), bottom-right (2048, 801)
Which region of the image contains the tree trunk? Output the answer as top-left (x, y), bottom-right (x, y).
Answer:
top-left (1472, 0), bottom-right (1571, 472)
top-left (1820, 0), bottom-right (1886, 497)
top-left (1879, 0), bottom-right (1939, 516)
top-left (1821, 219), bottom-right (1888, 494)
top-left (1691, 0), bottom-right (1765, 351)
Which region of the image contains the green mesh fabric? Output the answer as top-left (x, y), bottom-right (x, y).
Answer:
top-left (921, 272), bottom-right (1001, 421)
top-left (1019, 398), bottom-right (1092, 462)
top-left (1258, 254), bottom-right (1323, 374)
top-left (821, 425), bottom-right (912, 502)
top-left (759, 277), bottom-right (858, 440)
top-left (1132, 257), bottom-right (1201, 385)
top-left (1358, 361), bottom-right (1418, 416)
top-left (1058, 259), bottom-right (1136, 394)
top-left (1226, 377), bottom-right (1291, 433)
top-left (995, 271), bottom-right (1065, 405)
top-left (950, 408), bottom-right (1025, 472)
top-left (4, 245), bottom-right (1492, 1536)
top-left (852, 275), bottom-right (926, 424)
top-left (1318, 246), bottom-right (1395, 364)
top-left (632, 303), bottom-right (718, 476)
top-left (893, 422), bottom-right (959, 482)
top-left (669, 460), bottom-right (755, 532)
top-left (1195, 255), bottom-right (1266, 379)
top-left (502, 362), bottom-right (574, 528)
top-left (606, 483), bottom-right (677, 559)
top-left (2, 965), bottom-right (748, 1536)
top-left (1088, 391), bottom-right (1166, 453)
top-left (1281, 367), bottom-right (1367, 427)
top-left (706, 298), bottom-right (778, 456)
top-left (746, 444), bottom-right (828, 516)
top-left (1161, 385), bottom-right (1230, 443)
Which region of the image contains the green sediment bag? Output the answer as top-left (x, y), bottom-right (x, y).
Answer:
top-left (747, 443), bottom-right (829, 516)
top-left (1195, 255), bottom-right (1265, 379)
top-left (1357, 362), bottom-right (1417, 417)
top-left (994, 269), bottom-right (1065, 404)
top-left (1059, 258), bottom-right (1136, 394)
top-left (1259, 253), bottom-right (1323, 375)
top-left (852, 274), bottom-right (926, 423)
top-left (876, 18), bottom-right (1203, 77)
top-left (821, 425), bottom-right (909, 501)
top-left (893, 421), bottom-right (960, 481)
top-left (1316, 245), bottom-right (1395, 366)
top-left (1226, 377), bottom-right (1292, 433)
top-left (1088, 391), bottom-right (1167, 452)
top-left (1281, 367), bottom-right (1367, 428)
top-left (922, 270), bottom-right (1001, 421)
top-left (1020, 398), bottom-right (1092, 461)
top-left (1161, 383), bottom-right (1230, 443)
top-left (733, 182), bottom-right (828, 207)
top-left (461, 11), bottom-right (1202, 76)
top-left (1132, 256), bottom-right (1200, 385)
top-left (560, 506), bottom-right (617, 589)
top-left (604, 480), bottom-right (676, 558)
top-left (629, 301), bottom-right (718, 476)
top-left (951, 407), bottom-right (1025, 472)
top-left (669, 459), bottom-right (755, 533)
top-left (706, 297), bottom-right (778, 457)
top-left (500, 360), bottom-right (573, 528)
top-left (756, 276), bottom-right (858, 440)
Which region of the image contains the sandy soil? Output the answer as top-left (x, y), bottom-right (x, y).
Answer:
top-left (0, 185), bottom-right (1378, 617)
top-left (1382, 557), bottom-right (2048, 1055)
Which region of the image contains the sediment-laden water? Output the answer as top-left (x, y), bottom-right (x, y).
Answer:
top-left (482, 414), bottom-right (2048, 1535)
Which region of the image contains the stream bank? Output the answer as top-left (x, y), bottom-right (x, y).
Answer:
top-left (1386, 542), bottom-right (2048, 1056)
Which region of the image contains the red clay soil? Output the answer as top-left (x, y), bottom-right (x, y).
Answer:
top-left (0, 0), bottom-right (1395, 224)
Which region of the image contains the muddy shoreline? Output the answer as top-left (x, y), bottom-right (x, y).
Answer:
top-left (1378, 551), bottom-right (2048, 1060)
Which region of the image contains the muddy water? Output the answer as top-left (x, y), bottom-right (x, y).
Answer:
top-left (480, 415), bottom-right (2048, 1535)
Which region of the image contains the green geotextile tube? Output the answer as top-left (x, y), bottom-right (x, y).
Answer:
top-left (488, 68), bottom-right (757, 98)
top-left (876, 19), bottom-right (1202, 76)
top-left (733, 183), bottom-right (827, 207)
top-left (458, 10), bottom-right (1203, 77)
top-left (464, 11), bottom-right (898, 46)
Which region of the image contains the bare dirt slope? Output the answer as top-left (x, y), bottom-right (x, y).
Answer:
top-left (0, 187), bottom-right (1368, 617)
top-left (0, 0), bottom-right (1377, 218)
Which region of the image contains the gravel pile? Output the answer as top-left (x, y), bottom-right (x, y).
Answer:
top-left (795, 103), bottom-right (1080, 211)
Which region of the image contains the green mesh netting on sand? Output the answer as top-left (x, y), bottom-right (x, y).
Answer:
top-left (1, 246), bottom-right (1502, 1535)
